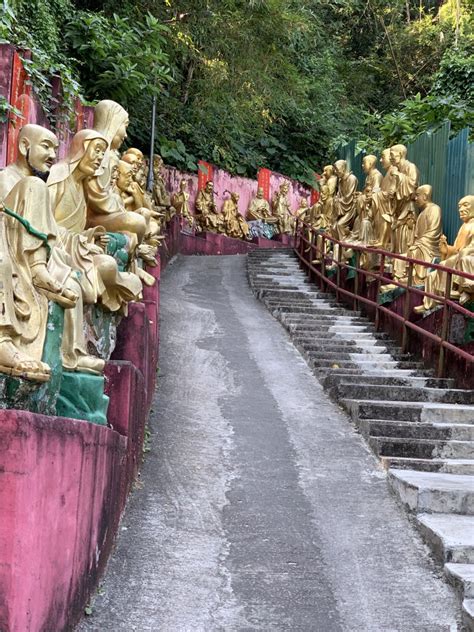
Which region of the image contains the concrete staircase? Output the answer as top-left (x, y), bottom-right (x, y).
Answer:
top-left (248, 248), bottom-right (474, 629)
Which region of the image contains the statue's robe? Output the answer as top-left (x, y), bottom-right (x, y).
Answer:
top-left (272, 192), bottom-right (293, 234)
top-left (333, 172), bottom-right (358, 241)
top-left (392, 160), bottom-right (419, 254)
top-left (371, 166), bottom-right (396, 248)
top-left (195, 190), bottom-right (223, 232)
top-left (222, 199), bottom-right (249, 239)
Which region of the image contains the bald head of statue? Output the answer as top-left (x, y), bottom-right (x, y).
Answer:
top-left (414, 184), bottom-right (433, 209)
top-left (459, 195), bottom-right (474, 222)
top-left (18, 124), bottom-right (59, 179)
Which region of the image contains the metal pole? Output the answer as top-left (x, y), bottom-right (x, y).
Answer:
top-left (438, 271), bottom-right (452, 377)
top-left (146, 94), bottom-right (157, 193)
top-left (401, 262), bottom-right (413, 353)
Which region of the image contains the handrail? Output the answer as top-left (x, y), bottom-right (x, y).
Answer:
top-left (293, 218), bottom-right (474, 377)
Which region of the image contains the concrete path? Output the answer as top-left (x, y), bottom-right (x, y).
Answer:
top-left (79, 255), bottom-right (461, 631)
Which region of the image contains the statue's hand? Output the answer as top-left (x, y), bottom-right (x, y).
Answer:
top-left (95, 233), bottom-right (110, 249)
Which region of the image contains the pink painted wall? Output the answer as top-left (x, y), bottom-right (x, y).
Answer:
top-left (163, 165), bottom-right (311, 221)
top-left (0, 410), bottom-right (127, 632)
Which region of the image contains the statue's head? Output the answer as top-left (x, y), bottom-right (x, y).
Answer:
top-left (299, 197), bottom-right (308, 208)
top-left (323, 165), bottom-right (334, 178)
top-left (125, 147), bottom-right (144, 161)
top-left (280, 182), bottom-right (289, 194)
top-left (48, 129), bottom-right (108, 186)
top-left (122, 152), bottom-right (140, 174)
top-left (18, 124), bottom-right (59, 178)
top-left (117, 160), bottom-right (134, 191)
top-left (390, 144), bottom-right (407, 166)
top-left (334, 160), bottom-right (347, 178)
top-left (93, 100), bottom-right (129, 151)
top-left (153, 154), bottom-right (164, 171)
top-left (459, 195), bottom-right (474, 222)
top-left (231, 191), bottom-right (240, 203)
top-left (363, 155), bottom-right (377, 174)
top-left (380, 149), bottom-right (391, 171)
top-left (179, 178), bottom-right (187, 191)
top-left (78, 136), bottom-right (108, 177)
top-left (414, 184), bottom-right (432, 209)
top-left (256, 186), bottom-right (264, 198)
top-left (205, 181), bottom-right (214, 193)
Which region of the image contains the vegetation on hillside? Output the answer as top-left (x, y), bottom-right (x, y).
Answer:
top-left (0, 0), bottom-right (472, 183)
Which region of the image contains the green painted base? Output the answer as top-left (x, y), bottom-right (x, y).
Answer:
top-left (3, 302), bottom-right (64, 416)
top-left (106, 232), bottom-right (129, 271)
top-left (56, 371), bottom-right (109, 426)
top-left (378, 285), bottom-right (406, 305)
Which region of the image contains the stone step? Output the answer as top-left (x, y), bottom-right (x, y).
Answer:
top-left (363, 419), bottom-right (474, 442)
top-left (313, 367), bottom-right (428, 379)
top-left (343, 399), bottom-right (474, 424)
top-left (388, 470), bottom-right (474, 515)
top-left (335, 383), bottom-right (474, 405)
top-left (381, 457), bottom-right (474, 475)
top-left (445, 563), bottom-right (474, 599)
top-left (322, 373), bottom-right (454, 390)
top-left (462, 598), bottom-right (474, 632)
top-left (369, 436), bottom-right (474, 459)
top-left (305, 350), bottom-right (411, 361)
top-left (417, 513), bottom-right (474, 563)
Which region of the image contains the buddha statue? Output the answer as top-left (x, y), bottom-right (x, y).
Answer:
top-left (371, 149), bottom-right (396, 250)
top-left (195, 181), bottom-right (223, 233)
top-left (414, 195), bottom-right (474, 313)
top-left (296, 197), bottom-right (310, 220)
top-left (271, 182), bottom-right (293, 234)
top-left (314, 165), bottom-right (338, 231)
top-left (48, 128), bottom-right (142, 312)
top-left (390, 144), bottom-right (419, 255)
top-left (0, 124), bottom-right (105, 377)
top-left (382, 185), bottom-right (442, 291)
top-left (88, 100), bottom-right (147, 241)
top-left (152, 154), bottom-right (176, 222)
top-left (332, 160), bottom-right (358, 241)
top-left (171, 179), bottom-right (194, 229)
top-left (246, 186), bottom-right (277, 239)
top-left (222, 192), bottom-right (250, 240)
top-left (350, 155), bottom-right (382, 246)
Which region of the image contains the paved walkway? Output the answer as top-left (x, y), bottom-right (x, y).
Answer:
top-left (79, 255), bottom-right (460, 631)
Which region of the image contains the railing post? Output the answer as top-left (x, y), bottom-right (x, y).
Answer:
top-left (375, 253), bottom-right (385, 331)
top-left (353, 249), bottom-right (360, 312)
top-left (320, 233), bottom-right (326, 292)
top-left (336, 244), bottom-right (342, 303)
top-left (401, 261), bottom-right (413, 353)
top-left (437, 271), bottom-right (452, 377)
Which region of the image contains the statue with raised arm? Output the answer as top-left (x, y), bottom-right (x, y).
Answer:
top-left (195, 181), bottom-right (223, 233)
top-left (390, 144), bottom-right (419, 255)
top-left (414, 195), bottom-right (474, 313)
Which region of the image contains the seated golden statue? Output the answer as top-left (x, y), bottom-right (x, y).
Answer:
top-left (332, 160), bottom-right (358, 241)
top-left (88, 99), bottom-right (147, 241)
top-left (195, 181), bottom-right (223, 233)
top-left (390, 144), bottom-right (419, 255)
top-left (414, 195), bottom-right (474, 313)
top-left (48, 128), bottom-right (142, 312)
top-left (247, 187), bottom-right (273, 222)
top-left (0, 124), bottom-right (105, 378)
top-left (272, 182), bottom-right (293, 234)
top-left (371, 149), bottom-right (396, 250)
top-left (381, 185), bottom-right (442, 292)
top-left (222, 192), bottom-right (250, 240)
top-left (171, 179), bottom-right (194, 228)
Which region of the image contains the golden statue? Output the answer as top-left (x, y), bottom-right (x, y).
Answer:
top-left (0, 125), bottom-right (105, 378)
top-left (350, 155), bottom-right (382, 245)
top-left (195, 181), bottom-right (223, 233)
top-left (390, 144), bottom-right (419, 255)
top-left (332, 160), bottom-right (358, 241)
top-left (48, 129), bottom-right (142, 312)
top-left (314, 165), bottom-right (338, 231)
top-left (152, 154), bottom-right (176, 222)
top-left (371, 149), bottom-right (396, 250)
top-left (222, 192), bottom-right (250, 240)
top-left (381, 185), bottom-right (442, 292)
top-left (414, 195), bottom-right (474, 313)
top-left (272, 182), bottom-right (293, 234)
top-left (88, 100), bottom-right (147, 241)
top-left (171, 179), bottom-right (194, 229)
top-left (123, 147), bottom-right (147, 189)
top-left (296, 197), bottom-right (310, 220)
top-left (246, 186), bottom-right (277, 239)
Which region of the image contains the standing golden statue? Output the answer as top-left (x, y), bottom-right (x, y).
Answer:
top-left (414, 195), bottom-right (474, 313)
top-left (272, 182), bottom-right (293, 235)
top-left (350, 155), bottom-right (382, 246)
top-left (313, 165), bottom-right (337, 231)
top-left (171, 179), bottom-right (194, 229)
top-left (222, 192), bottom-right (251, 240)
top-left (195, 181), bottom-right (223, 233)
top-left (332, 160), bottom-right (358, 241)
top-left (390, 144), bottom-right (419, 255)
top-left (152, 155), bottom-right (176, 222)
top-left (371, 149), bottom-right (396, 250)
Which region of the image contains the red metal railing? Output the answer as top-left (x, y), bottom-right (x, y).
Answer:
top-left (294, 218), bottom-right (474, 377)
